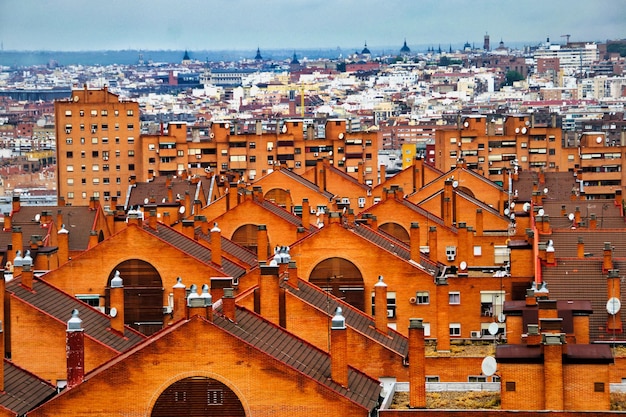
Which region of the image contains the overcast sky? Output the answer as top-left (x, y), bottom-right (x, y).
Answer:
top-left (1, 0), bottom-right (624, 52)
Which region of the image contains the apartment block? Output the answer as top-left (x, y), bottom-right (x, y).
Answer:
top-left (55, 86), bottom-right (140, 205)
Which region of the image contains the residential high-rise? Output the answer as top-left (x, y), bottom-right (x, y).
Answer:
top-left (55, 86), bottom-right (140, 206)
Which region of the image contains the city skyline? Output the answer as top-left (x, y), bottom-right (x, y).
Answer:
top-left (0, 0), bottom-right (624, 52)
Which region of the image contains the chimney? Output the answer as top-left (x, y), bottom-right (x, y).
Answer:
top-left (589, 213), bottom-right (597, 229)
top-left (88, 230), bottom-right (99, 249)
top-left (615, 189), bottom-right (623, 208)
top-left (127, 213), bottom-right (141, 227)
top-left (543, 334), bottom-right (564, 410)
top-left (222, 287), bottom-right (236, 321)
top-left (11, 195), bottom-right (20, 213)
top-left (105, 210), bottom-right (115, 233)
top-left (172, 277), bottom-right (186, 323)
top-left (210, 277), bottom-right (233, 302)
top-left (186, 284), bottom-right (213, 321)
top-left (413, 159), bottom-right (424, 192)
top-left (109, 271), bottom-right (125, 334)
top-left (603, 242), bottom-right (613, 272)
top-left (2, 212), bottom-right (10, 232)
top-left (162, 211), bottom-right (171, 226)
top-left (257, 225), bottom-right (269, 262)
top-left (58, 225), bottom-right (69, 265)
top-left (374, 276), bottom-right (388, 333)
top-left (428, 226), bottom-right (437, 263)
top-left (380, 164), bottom-right (386, 184)
top-left (182, 220), bottom-right (195, 239)
top-left (435, 280), bottom-right (450, 351)
top-left (227, 186), bottom-right (239, 210)
top-left (184, 191), bottom-right (191, 216)
top-left (330, 307), bottom-right (349, 388)
top-left (259, 264), bottom-right (280, 325)
top-left (148, 210), bottom-right (158, 230)
top-left (56, 209), bottom-right (64, 231)
top-left (475, 209), bottom-right (483, 235)
top-left (11, 226), bottom-right (23, 263)
top-left (66, 309), bottom-right (85, 389)
top-left (193, 199), bottom-right (202, 215)
top-left (210, 223), bottom-right (222, 266)
top-left (21, 261), bottom-right (33, 291)
top-left (357, 162), bottom-right (364, 184)
top-left (545, 239), bottom-right (555, 265)
top-left (328, 211), bottom-right (341, 224)
top-left (410, 222), bottom-right (421, 262)
top-left (408, 318), bottom-right (426, 409)
top-left (315, 160), bottom-right (326, 191)
top-left (167, 186), bottom-right (173, 203)
top-left (574, 206), bottom-right (581, 224)
top-left (301, 199), bottom-right (311, 227)
top-left (0, 320), bottom-right (3, 391)
top-left (577, 237), bottom-right (584, 259)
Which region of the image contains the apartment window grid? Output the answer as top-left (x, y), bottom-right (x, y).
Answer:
top-left (449, 292), bottom-right (460, 305)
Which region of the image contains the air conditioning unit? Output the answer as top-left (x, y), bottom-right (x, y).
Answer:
top-left (162, 306), bottom-right (173, 314)
top-left (386, 309), bottom-right (394, 318)
top-left (65, 129), bottom-right (71, 134)
top-left (314, 152), bottom-right (319, 157)
top-left (447, 254), bottom-right (455, 261)
top-left (471, 331), bottom-right (481, 338)
top-left (446, 246), bottom-right (456, 261)
top-left (91, 129), bottom-right (97, 134)
top-left (358, 202), bottom-right (365, 208)
top-left (196, 154), bottom-right (202, 159)
top-left (103, 157), bottom-right (108, 161)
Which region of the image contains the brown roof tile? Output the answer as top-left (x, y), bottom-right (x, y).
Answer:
top-left (0, 360), bottom-right (56, 415)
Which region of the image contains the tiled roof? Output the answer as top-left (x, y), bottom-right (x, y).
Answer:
top-left (275, 168), bottom-right (335, 199)
top-left (127, 176), bottom-right (207, 208)
top-left (541, 200), bottom-right (624, 229)
top-left (324, 163), bottom-right (370, 191)
top-left (0, 360), bottom-right (56, 415)
top-left (399, 199), bottom-right (455, 232)
top-left (541, 259), bottom-right (626, 341)
top-left (213, 307), bottom-right (382, 410)
top-left (259, 199), bottom-right (307, 228)
top-left (514, 171), bottom-right (578, 202)
top-left (548, 230), bottom-right (626, 258)
top-left (7, 276), bottom-right (145, 352)
top-left (284, 278), bottom-right (408, 355)
top-left (142, 224), bottom-right (247, 278)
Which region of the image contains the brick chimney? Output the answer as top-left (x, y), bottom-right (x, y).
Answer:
top-left (380, 164), bottom-right (386, 184)
top-left (147, 210), bottom-right (158, 230)
top-left (589, 214), bottom-right (597, 229)
top-left (301, 199), bottom-right (311, 227)
top-left (172, 277), bottom-right (186, 324)
top-left (577, 237), bottom-right (584, 259)
top-left (210, 277), bottom-right (233, 302)
top-left (374, 276), bottom-right (388, 333)
top-left (257, 225), bottom-right (269, 262)
top-left (58, 225), bottom-right (69, 265)
top-left (162, 211), bottom-right (171, 226)
top-left (222, 287), bottom-right (236, 321)
top-left (56, 209), bottom-right (64, 231)
top-left (11, 226), bottom-right (23, 264)
top-left (88, 230), bottom-right (99, 249)
top-left (182, 219), bottom-right (195, 239)
top-left (413, 158), bottom-right (424, 192)
top-left (109, 271), bottom-right (125, 334)
top-left (227, 185), bottom-right (239, 211)
top-left (259, 265), bottom-right (280, 325)
top-left (410, 222), bottom-right (420, 262)
top-left (543, 334), bottom-right (564, 410)
top-left (193, 199), bottom-right (202, 215)
top-left (66, 309), bottom-right (84, 389)
top-left (21, 260), bottom-right (34, 291)
top-left (574, 206), bottom-right (581, 225)
top-left (435, 280), bottom-right (450, 351)
top-left (315, 160), bottom-right (326, 191)
top-left (210, 223), bottom-right (222, 267)
top-left (330, 307), bottom-right (349, 388)
top-left (603, 242), bottom-right (613, 273)
top-left (428, 226), bottom-right (437, 263)
top-left (11, 195), bottom-right (20, 213)
top-left (184, 191), bottom-right (191, 216)
top-left (475, 209), bottom-right (483, 236)
top-left (2, 212), bottom-right (10, 232)
top-left (408, 318), bottom-right (426, 409)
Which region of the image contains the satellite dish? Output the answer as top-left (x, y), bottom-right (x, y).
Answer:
top-left (328, 150), bottom-right (333, 156)
top-left (144, 198), bottom-right (149, 204)
top-left (488, 322), bottom-right (499, 336)
top-left (497, 312), bottom-right (506, 323)
top-left (481, 356), bottom-right (497, 377)
top-left (34, 213), bottom-right (41, 222)
top-left (338, 132), bottom-right (345, 140)
top-left (463, 121), bottom-right (469, 128)
top-left (110, 307), bottom-right (118, 318)
top-left (568, 213), bottom-right (574, 221)
top-left (178, 205), bottom-right (186, 214)
top-left (543, 188), bottom-right (549, 194)
top-left (523, 202), bottom-right (530, 212)
top-left (73, 95), bottom-right (79, 102)
top-left (596, 136), bottom-right (603, 144)
top-left (460, 261), bottom-right (467, 271)
top-left (607, 297), bottom-right (621, 315)
top-left (452, 180), bottom-right (459, 188)
top-left (281, 125), bottom-right (287, 133)
top-left (538, 208), bottom-right (545, 216)
top-left (521, 127), bottom-right (527, 134)
top-left (510, 202), bottom-right (515, 209)
top-left (515, 127), bottom-right (520, 134)
top-left (224, 123), bottom-right (230, 129)
top-left (504, 208), bottom-right (510, 216)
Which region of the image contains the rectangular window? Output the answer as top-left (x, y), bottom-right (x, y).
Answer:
top-left (127, 124), bottom-right (134, 130)
top-left (103, 177), bottom-right (110, 184)
top-left (449, 323), bottom-right (461, 336)
top-left (66, 151), bottom-right (73, 158)
top-left (425, 376), bottom-right (440, 382)
top-left (128, 164), bottom-right (135, 171)
top-left (76, 294), bottom-right (100, 308)
top-left (103, 164), bottom-right (109, 171)
top-left (92, 137), bottom-right (98, 144)
top-left (449, 292), bottom-right (460, 305)
top-left (65, 110), bottom-right (72, 116)
top-left (415, 291), bottom-right (429, 304)
top-left (127, 137), bottom-right (135, 144)
top-left (67, 192), bottom-right (74, 199)
top-left (506, 381), bottom-right (516, 392)
top-left (101, 123), bottom-right (108, 131)
top-left (79, 110), bottom-right (84, 117)
top-left (91, 124), bottom-right (98, 133)
top-left (494, 245), bottom-right (510, 264)
top-left (92, 178), bottom-right (100, 184)
top-left (92, 164), bottom-right (99, 171)
top-left (128, 150), bottom-right (135, 157)
top-left (67, 178), bottom-right (74, 185)
top-left (66, 138), bottom-right (73, 144)
top-left (468, 376), bottom-right (487, 382)
top-left (177, 150), bottom-right (184, 157)
top-left (90, 110), bottom-right (97, 117)
top-left (249, 142), bottom-right (256, 149)
top-left (116, 177), bottom-right (121, 184)
top-left (594, 382), bottom-right (605, 392)
top-left (66, 165), bottom-right (74, 172)
top-left (127, 110), bottom-right (134, 116)
top-left (250, 156), bottom-right (256, 163)
top-left (101, 110), bottom-right (108, 116)
top-left (148, 143), bottom-right (156, 150)
top-left (92, 151), bottom-right (99, 158)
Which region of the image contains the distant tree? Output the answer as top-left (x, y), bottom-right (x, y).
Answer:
top-left (438, 56), bottom-right (452, 67)
top-left (504, 70), bottom-right (524, 86)
top-left (336, 62), bottom-right (346, 72)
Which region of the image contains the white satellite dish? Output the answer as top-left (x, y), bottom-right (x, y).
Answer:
top-left (543, 188), bottom-right (548, 194)
top-left (452, 180), bottom-right (459, 188)
top-left (515, 127), bottom-right (520, 134)
top-left (538, 208), bottom-right (545, 216)
top-left (144, 198), bottom-right (149, 204)
top-left (523, 202), bottom-right (530, 212)
top-left (481, 356), bottom-right (497, 377)
top-left (329, 151), bottom-right (333, 156)
top-left (497, 312), bottom-right (506, 323)
top-left (464, 121), bottom-right (469, 128)
top-left (607, 297), bottom-right (621, 315)
top-left (224, 123), bottom-right (230, 129)
top-left (281, 125), bottom-right (287, 133)
top-left (110, 307), bottom-right (118, 318)
top-left (568, 213), bottom-right (574, 221)
top-left (521, 127), bottom-right (527, 134)
top-left (338, 132), bottom-right (344, 140)
top-left (488, 322), bottom-right (499, 336)
top-left (34, 213), bottom-right (41, 222)
top-left (504, 208), bottom-right (510, 216)
top-left (596, 136), bottom-right (603, 144)
top-left (460, 261), bottom-right (467, 271)
top-left (510, 202), bottom-right (515, 209)
top-left (179, 205), bottom-right (186, 214)
top-left (73, 95), bottom-right (79, 102)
